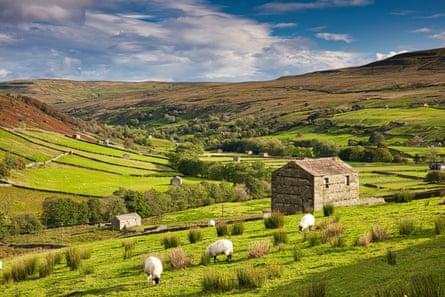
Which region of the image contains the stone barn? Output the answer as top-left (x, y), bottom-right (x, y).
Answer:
top-left (271, 157), bottom-right (359, 214)
top-left (111, 213), bottom-right (141, 230)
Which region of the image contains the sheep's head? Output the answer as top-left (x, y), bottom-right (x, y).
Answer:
top-left (153, 275), bottom-right (160, 285)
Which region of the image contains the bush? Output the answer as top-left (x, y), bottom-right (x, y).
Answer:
top-left (355, 233), bottom-right (371, 248)
top-left (272, 229), bottom-right (288, 245)
top-left (122, 240), bottom-right (137, 259)
top-left (248, 241), bottom-right (271, 258)
top-left (434, 216), bottom-right (445, 235)
top-left (264, 211), bottom-right (285, 229)
top-left (425, 171), bottom-right (445, 184)
top-left (300, 281), bottom-right (327, 297)
top-left (65, 248), bottom-right (82, 271)
top-left (323, 203), bottom-right (335, 217)
top-left (394, 190), bottom-right (414, 203)
top-left (162, 234), bottom-right (180, 249)
top-left (188, 227), bottom-right (203, 243)
top-left (202, 270), bottom-right (237, 293)
top-left (237, 266), bottom-right (268, 289)
top-left (386, 249), bottom-right (397, 265)
top-left (293, 245), bottom-right (303, 261)
top-left (216, 224), bottom-right (229, 237)
top-left (169, 247), bottom-right (191, 270)
top-left (370, 224), bottom-right (388, 242)
top-left (398, 217), bottom-right (417, 235)
top-left (230, 222), bottom-right (244, 235)
top-left (11, 260), bottom-right (28, 282)
top-left (24, 256), bottom-right (39, 277)
top-left (304, 231), bottom-right (325, 247)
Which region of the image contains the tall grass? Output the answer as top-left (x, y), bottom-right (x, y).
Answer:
top-left (248, 241), bottom-right (271, 258)
top-left (202, 270), bottom-right (237, 293)
top-left (299, 281), bottom-right (327, 297)
top-left (264, 211), bottom-right (285, 229)
top-left (272, 229), bottom-right (289, 245)
top-left (434, 216), bottom-right (445, 235)
top-left (122, 239), bottom-right (137, 259)
top-left (323, 203), bottom-right (335, 217)
top-left (230, 222), bottom-right (245, 235)
top-left (370, 224), bottom-right (389, 242)
top-left (65, 248), bottom-right (82, 271)
top-left (216, 224), bottom-right (229, 237)
top-left (187, 227), bottom-right (203, 244)
top-left (169, 247), bottom-right (191, 270)
top-left (398, 217), bottom-right (417, 235)
top-left (162, 234), bottom-right (180, 249)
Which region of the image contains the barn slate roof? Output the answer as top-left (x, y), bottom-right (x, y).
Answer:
top-left (288, 157), bottom-right (356, 176)
top-left (114, 213), bottom-right (141, 220)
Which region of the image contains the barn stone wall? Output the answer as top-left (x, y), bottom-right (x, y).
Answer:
top-left (271, 163), bottom-right (315, 214)
top-left (313, 173), bottom-right (359, 211)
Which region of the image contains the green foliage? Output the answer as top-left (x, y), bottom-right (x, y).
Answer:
top-left (216, 224), bottom-right (229, 237)
top-left (202, 270), bottom-right (237, 293)
top-left (434, 216), bottom-right (445, 235)
top-left (122, 239), bottom-right (137, 259)
top-left (3, 153), bottom-right (26, 170)
top-left (87, 198), bottom-right (102, 224)
top-left (0, 162), bottom-right (10, 178)
top-left (372, 147), bottom-right (394, 162)
top-left (386, 249), bottom-right (397, 265)
top-left (65, 248), bottom-right (82, 271)
top-left (398, 217), bottom-right (417, 235)
top-left (230, 222), bottom-right (244, 236)
top-left (187, 228), bottom-right (203, 243)
top-left (293, 245), bottom-right (303, 261)
top-left (0, 212), bottom-right (9, 239)
top-left (264, 211), bottom-right (285, 229)
top-left (162, 234), bottom-right (180, 249)
top-left (272, 229), bottom-right (289, 245)
top-left (370, 224), bottom-right (389, 242)
top-left (426, 171), bottom-right (445, 184)
top-left (9, 213), bottom-right (43, 235)
top-left (114, 188), bottom-right (151, 218)
top-left (394, 190), bottom-right (414, 203)
top-left (311, 139), bottom-right (339, 157)
top-left (409, 274), bottom-right (445, 297)
top-left (299, 282), bottom-right (327, 297)
top-left (236, 265), bottom-right (268, 289)
top-left (323, 203), bottom-right (335, 217)
top-left (41, 197), bottom-right (90, 228)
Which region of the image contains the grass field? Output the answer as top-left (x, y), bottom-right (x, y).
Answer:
top-left (1, 197), bottom-right (445, 296)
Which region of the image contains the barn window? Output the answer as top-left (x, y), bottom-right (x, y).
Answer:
top-left (324, 178), bottom-right (329, 188)
top-left (345, 175), bottom-right (350, 185)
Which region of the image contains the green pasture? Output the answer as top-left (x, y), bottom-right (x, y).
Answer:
top-left (9, 163), bottom-right (185, 196)
top-left (2, 197), bottom-right (445, 296)
top-left (18, 129), bottom-right (169, 164)
top-left (56, 155), bottom-right (173, 176)
top-left (0, 129), bottom-right (61, 162)
top-left (391, 146), bottom-right (445, 157)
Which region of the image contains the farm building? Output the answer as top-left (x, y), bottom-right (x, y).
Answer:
top-left (271, 157), bottom-right (359, 214)
top-left (429, 162), bottom-right (445, 171)
top-left (111, 213), bottom-right (141, 230)
top-left (170, 176), bottom-right (183, 185)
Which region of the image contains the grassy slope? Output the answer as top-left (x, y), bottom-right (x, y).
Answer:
top-left (1, 197), bottom-right (445, 296)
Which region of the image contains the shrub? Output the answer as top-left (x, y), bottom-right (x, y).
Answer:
top-left (386, 249), bottom-right (397, 265)
top-left (216, 224), bottom-right (229, 237)
top-left (409, 273), bottom-right (444, 297)
top-left (293, 245), bottom-right (303, 261)
top-left (299, 281), bottom-right (326, 297)
top-left (355, 233), bottom-right (371, 248)
top-left (304, 231), bottom-right (325, 247)
top-left (394, 190), bottom-right (414, 203)
top-left (11, 260), bottom-right (27, 282)
top-left (237, 266), bottom-right (268, 289)
top-left (122, 239), bottom-right (137, 259)
top-left (434, 216), bottom-right (445, 235)
top-left (162, 234), bottom-right (180, 249)
top-left (323, 203), bottom-right (335, 217)
top-left (188, 227), bottom-right (203, 243)
top-left (65, 248), bottom-right (82, 271)
top-left (169, 247), bottom-right (191, 270)
top-left (24, 256), bottom-right (39, 277)
top-left (272, 229), bottom-right (289, 245)
top-left (370, 224), bottom-right (388, 242)
top-left (248, 241), bottom-right (271, 258)
top-left (398, 217), bottom-right (417, 235)
top-left (323, 223), bottom-right (344, 238)
top-left (264, 211), bottom-right (285, 229)
top-left (230, 222), bottom-right (244, 235)
top-left (202, 270), bottom-right (237, 293)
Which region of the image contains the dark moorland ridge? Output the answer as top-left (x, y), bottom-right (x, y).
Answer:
top-left (0, 47), bottom-right (444, 138)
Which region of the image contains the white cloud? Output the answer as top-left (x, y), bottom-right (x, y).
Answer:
top-left (257, 0), bottom-right (373, 14)
top-left (0, 68), bottom-right (10, 78)
top-left (0, 33), bottom-right (15, 43)
top-left (375, 50), bottom-right (408, 60)
top-left (432, 31), bottom-right (445, 42)
top-left (273, 22), bottom-right (297, 28)
top-left (316, 32), bottom-right (352, 43)
top-left (412, 28), bottom-right (432, 33)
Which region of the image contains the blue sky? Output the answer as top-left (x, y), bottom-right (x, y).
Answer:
top-left (0, 0), bottom-right (444, 82)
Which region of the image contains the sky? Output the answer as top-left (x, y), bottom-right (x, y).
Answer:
top-left (0, 0), bottom-right (444, 82)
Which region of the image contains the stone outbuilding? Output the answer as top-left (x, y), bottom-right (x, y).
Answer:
top-left (170, 176), bottom-right (183, 185)
top-left (111, 213), bottom-right (141, 230)
top-left (271, 157), bottom-right (359, 214)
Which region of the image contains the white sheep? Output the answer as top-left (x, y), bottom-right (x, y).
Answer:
top-left (208, 219), bottom-right (216, 227)
top-left (204, 239), bottom-right (233, 263)
top-left (144, 256), bottom-right (163, 285)
top-left (299, 213), bottom-right (315, 232)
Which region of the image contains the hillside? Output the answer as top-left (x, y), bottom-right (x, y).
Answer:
top-left (0, 48), bottom-right (444, 145)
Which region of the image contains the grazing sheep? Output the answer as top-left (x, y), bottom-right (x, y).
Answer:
top-left (299, 213), bottom-right (315, 232)
top-left (144, 256), bottom-right (163, 285)
top-left (208, 219), bottom-right (216, 227)
top-left (205, 239), bottom-right (233, 263)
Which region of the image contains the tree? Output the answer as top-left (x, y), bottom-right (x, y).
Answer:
top-left (372, 147), bottom-right (393, 162)
top-left (311, 139), bottom-right (339, 157)
top-left (87, 198), bottom-right (102, 224)
top-left (0, 212), bottom-right (8, 239)
top-left (0, 162), bottom-right (10, 179)
top-left (10, 213), bottom-right (43, 234)
top-left (369, 131), bottom-right (385, 145)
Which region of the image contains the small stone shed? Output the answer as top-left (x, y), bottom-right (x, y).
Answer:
top-left (170, 176), bottom-right (183, 185)
top-left (271, 157), bottom-right (359, 214)
top-left (111, 213), bottom-right (141, 230)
